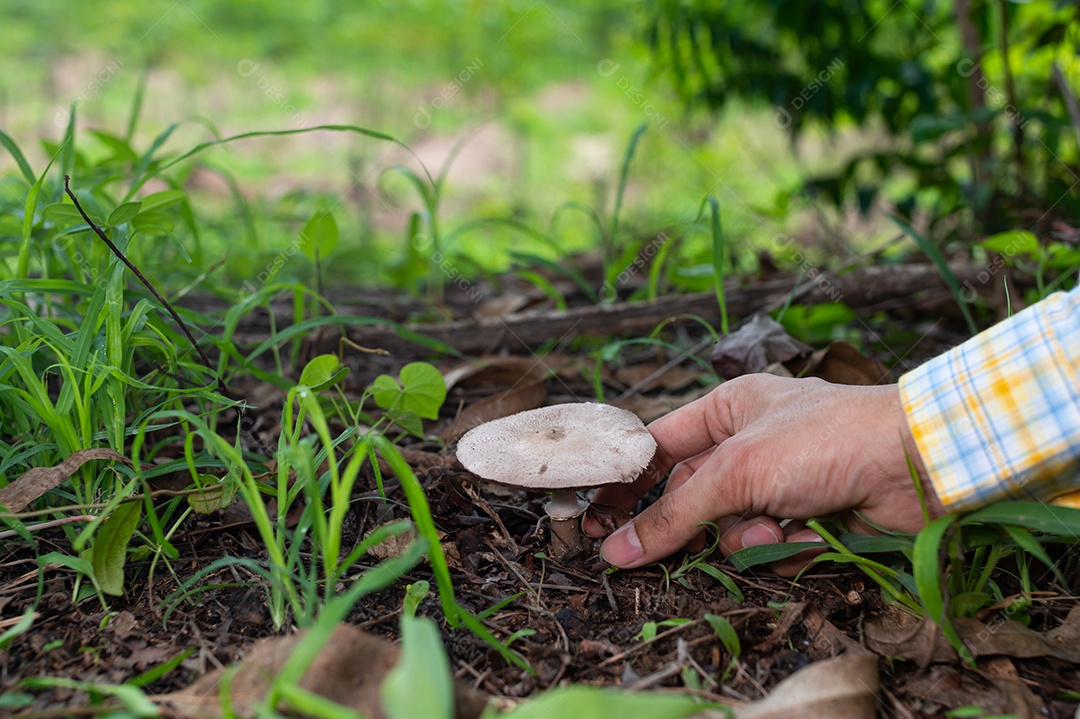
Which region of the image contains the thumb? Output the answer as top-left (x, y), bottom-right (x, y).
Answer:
top-left (600, 476), bottom-right (731, 569)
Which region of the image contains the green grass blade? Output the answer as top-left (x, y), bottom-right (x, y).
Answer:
top-left (960, 501), bottom-right (1080, 536)
top-left (372, 435), bottom-right (459, 625)
top-left (1001, 524), bottom-right (1068, 588)
top-left (611, 122), bottom-right (647, 250)
top-left (728, 541), bottom-right (825, 571)
top-left (126, 64), bottom-right (149, 144)
top-left (128, 124), bottom-right (427, 198)
top-left (912, 514), bottom-right (969, 663)
top-left (699, 196), bottom-right (728, 334)
top-left (888, 213), bottom-right (978, 335)
top-left (0, 129), bottom-right (35, 185)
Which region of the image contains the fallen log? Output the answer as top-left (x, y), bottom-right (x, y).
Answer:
top-left (317, 262), bottom-right (989, 356)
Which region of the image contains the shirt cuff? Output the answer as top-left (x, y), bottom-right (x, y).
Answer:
top-left (898, 289), bottom-right (1080, 512)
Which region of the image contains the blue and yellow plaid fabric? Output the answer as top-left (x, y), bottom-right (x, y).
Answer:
top-left (899, 286), bottom-right (1080, 511)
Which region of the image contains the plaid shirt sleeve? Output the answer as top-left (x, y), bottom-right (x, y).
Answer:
top-left (898, 286), bottom-right (1080, 511)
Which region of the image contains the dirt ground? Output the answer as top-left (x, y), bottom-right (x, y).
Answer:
top-left (2, 267), bottom-right (1078, 718)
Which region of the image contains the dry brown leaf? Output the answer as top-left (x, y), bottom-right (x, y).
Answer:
top-left (783, 341), bottom-right (891, 385)
top-left (863, 609), bottom-right (956, 665)
top-left (159, 623), bottom-right (486, 719)
top-left (612, 363), bottom-right (703, 393)
top-left (0, 448), bottom-right (129, 512)
top-left (865, 604), bottom-right (1080, 664)
top-left (695, 653), bottom-right (878, 719)
top-left (710, 315), bottom-right (812, 380)
top-left (977, 657), bottom-right (1041, 719)
top-left (610, 387), bottom-right (710, 424)
top-left (472, 293), bottom-right (531, 319)
top-left (441, 357), bottom-right (551, 442)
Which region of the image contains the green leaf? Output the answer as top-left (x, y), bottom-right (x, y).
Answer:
top-left (961, 501), bottom-right (1080, 536)
top-left (728, 541), bottom-right (825, 571)
top-left (300, 207), bottom-right (338, 260)
top-left (187, 476), bottom-right (235, 514)
top-left (981, 230), bottom-right (1038, 256)
top-left (298, 354), bottom-right (348, 391)
top-left (42, 202), bottom-right (87, 224)
top-left (692, 563), bottom-right (744, 602)
top-left (398, 362), bottom-right (446, 418)
top-left (382, 616), bottom-right (454, 719)
top-left (92, 501), bottom-right (143, 596)
top-left (386, 408), bottom-right (424, 438)
top-left (372, 362), bottom-right (446, 419)
top-left (38, 550), bottom-right (94, 578)
top-left (132, 210), bottom-right (174, 232)
top-left (108, 201), bottom-right (142, 226)
top-left (403, 581), bottom-right (430, 619)
top-left (704, 614), bottom-right (741, 658)
top-left (0, 128), bottom-right (35, 185)
top-left (493, 686), bottom-right (707, 719)
top-left (1001, 524), bottom-right (1068, 588)
top-left (913, 515), bottom-right (968, 662)
top-left (137, 189), bottom-right (186, 213)
top-left (637, 621), bottom-right (659, 641)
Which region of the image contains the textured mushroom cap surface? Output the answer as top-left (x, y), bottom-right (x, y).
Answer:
top-left (456, 403), bottom-right (657, 490)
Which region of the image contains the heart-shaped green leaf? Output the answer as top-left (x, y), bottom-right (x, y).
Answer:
top-left (299, 354), bottom-right (348, 391)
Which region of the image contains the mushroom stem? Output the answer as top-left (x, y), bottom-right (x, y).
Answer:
top-left (546, 489), bottom-right (588, 560)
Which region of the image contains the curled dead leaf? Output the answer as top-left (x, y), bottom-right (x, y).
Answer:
top-left (865, 604), bottom-right (1080, 664)
top-left (782, 341), bottom-right (891, 385)
top-left (710, 315), bottom-right (812, 380)
top-left (159, 623), bottom-right (486, 719)
top-left (441, 356), bottom-right (552, 442)
top-left (0, 449), bottom-right (130, 512)
top-left (694, 653), bottom-right (878, 719)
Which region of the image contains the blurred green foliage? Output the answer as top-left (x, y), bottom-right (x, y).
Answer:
top-left (647, 0), bottom-right (1080, 241)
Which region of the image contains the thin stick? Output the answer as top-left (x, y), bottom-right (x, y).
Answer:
top-left (0, 514), bottom-right (95, 540)
top-left (62, 175), bottom-right (228, 397)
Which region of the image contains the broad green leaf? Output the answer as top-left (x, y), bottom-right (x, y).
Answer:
top-left (372, 374), bottom-right (405, 410)
top-left (132, 210), bottom-right (174, 232)
top-left (92, 501), bottom-right (143, 596)
top-left (38, 551), bottom-right (94, 578)
top-left (298, 354), bottom-right (347, 391)
top-left (386, 408), bottom-right (424, 437)
top-left (187, 476), bottom-right (235, 514)
top-left (382, 616), bottom-right (454, 719)
top-left (981, 230), bottom-right (1038, 256)
top-left (300, 207), bottom-right (338, 260)
top-left (137, 189), bottom-right (186, 213)
top-left (372, 362), bottom-right (447, 419)
top-left (398, 362), bottom-right (447, 418)
top-left (42, 202), bottom-right (87, 224)
top-left (108, 201), bottom-right (142, 226)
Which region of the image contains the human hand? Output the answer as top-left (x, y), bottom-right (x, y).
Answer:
top-left (583, 374), bottom-right (944, 575)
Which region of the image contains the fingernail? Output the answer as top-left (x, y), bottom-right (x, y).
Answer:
top-left (601, 522), bottom-right (643, 566)
top-left (741, 524), bottom-right (781, 547)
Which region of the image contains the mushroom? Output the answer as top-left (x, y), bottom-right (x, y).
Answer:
top-left (456, 402), bottom-right (657, 560)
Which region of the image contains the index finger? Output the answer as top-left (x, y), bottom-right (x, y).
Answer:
top-left (589, 388), bottom-right (735, 512)
top-left (647, 385), bottom-right (737, 477)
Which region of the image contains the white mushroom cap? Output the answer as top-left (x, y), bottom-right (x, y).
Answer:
top-left (456, 403), bottom-right (657, 490)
